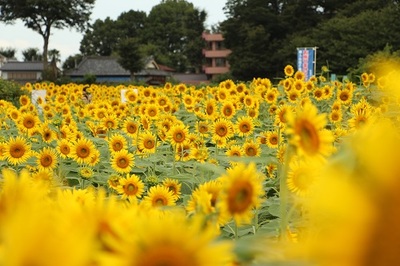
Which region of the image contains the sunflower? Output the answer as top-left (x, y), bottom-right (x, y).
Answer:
top-left (286, 103), bottom-right (334, 158)
top-left (243, 95), bottom-right (256, 108)
top-left (211, 118), bottom-right (234, 144)
top-left (168, 124), bottom-right (189, 147)
top-left (125, 89), bottom-right (138, 103)
top-left (243, 140), bottom-right (261, 157)
top-left (137, 130), bottom-right (158, 154)
top-left (36, 147), bottom-right (58, 171)
top-left (116, 174), bottom-right (145, 202)
top-left (107, 174), bottom-right (122, 191)
top-left (145, 103), bottom-right (160, 120)
top-left (102, 115), bottom-right (119, 130)
top-left (217, 87), bottom-right (229, 101)
top-left (79, 167), bottom-right (94, 179)
top-left (56, 139), bottom-right (72, 159)
top-left (19, 94), bottom-right (31, 106)
top-left (226, 145), bottom-right (244, 157)
top-left (284, 65), bottom-right (295, 77)
top-left (40, 125), bottom-right (57, 143)
top-left (156, 95), bottom-right (170, 107)
top-left (203, 98), bottom-right (217, 119)
top-left (111, 149), bottom-right (135, 174)
top-left (264, 88), bottom-right (279, 104)
top-left (235, 116), bottom-right (254, 137)
top-left (162, 178), bottom-right (182, 200)
top-left (312, 87), bottom-right (325, 101)
top-left (8, 108), bottom-right (20, 121)
top-left (196, 120), bottom-right (210, 137)
top-left (142, 185), bottom-right (176, 208)
top-left (122, 119), bottom-right (139, 138)
top-left (31, 169), bottom-right (54, 183)
top-left (18, 113), bottom-right (40, 134)
top-left (70, 138), bottom-right (97, 165)
top-left (348, 109), bottom-right (373, 130)
top-left (110, 211), bottom-right (233, 266)
top-left (294, 70), bottom-right (305, 81)
top-left (4, 136), bottom-right (32, 165)
top-left (337, 88), bottom-right (353, 105)
top-left (329, 109), bottom-right (343, 124)
top-left (219, 101), bottom-right (235, 120)
top-left (286, 89), bottom-right (301, 103)
top-left (274, 104), bottom-right (293, 129)
top-left (287, 157), bottom-right (320, 197)
top-left (265, 130), bottom-right (281, 149)
top-left (108, 134), bottom-right (127, 154)
top-left (186, 179), bottom-right (222, 215)
top-left (218, 163), bottom-right (265, 225)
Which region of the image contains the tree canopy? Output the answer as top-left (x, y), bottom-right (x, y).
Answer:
top-left (220, 0), bottom-right (400, 80)
top-left (0, 0), bottom-right (95, 71)
top-left (79, 0), bottom-right (205, 73)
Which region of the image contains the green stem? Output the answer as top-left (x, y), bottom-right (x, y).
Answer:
top-left (278, 144), bottom-right (293, 242)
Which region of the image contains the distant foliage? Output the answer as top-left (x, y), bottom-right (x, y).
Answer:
top-left (0, 79), bottom-right (27, 107)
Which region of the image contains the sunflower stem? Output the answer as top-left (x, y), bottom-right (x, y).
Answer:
top-left (278, 144), bottom-right (293, 242)
top-left (234, 220), bottom-right (239, 240)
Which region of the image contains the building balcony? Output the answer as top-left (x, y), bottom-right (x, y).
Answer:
top-left (202, 66), bottom-right (230, 75)
top-left (202, 32), bottom-right (225, 41)
top-left (202, 49), bottom-right (231, 58)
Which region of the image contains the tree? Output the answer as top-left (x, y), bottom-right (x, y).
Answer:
top-left (221, 0), bottom-right (400, 80)
top-left (144, 0), bottom-right (206, 72)
top-left (0, 47), bottom-right (16, 58)
top-left (80, 10), bottom-right (147, 57)
top-left (48, 49), bottom-right (61, 64)
top-left (22, 48), bottom-right (43, 62)
top-left (116, 38), bottom-right (145, 80)
top-left (80, 18), bottom-right (118, 56)
top-left (0, 0), bottom-right (95, 71)
top-left (62, 54), bottom-right (84, 70)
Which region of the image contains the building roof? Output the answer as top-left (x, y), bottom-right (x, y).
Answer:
top-left (0, 61), bottom-right (44, 71)
top-left (136, 69), bottom-right (170, 76)
top-left (67, 56), bottom-right (130, 76)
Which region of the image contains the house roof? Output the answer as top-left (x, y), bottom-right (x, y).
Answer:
top-left (67, 56), bottom-right (130, 76)
top-left (0, 61), bottom-right (44, 71)
top-left (136, 69), bottom-right (170, 77)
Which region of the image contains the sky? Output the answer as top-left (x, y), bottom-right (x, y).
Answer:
top-left (0, 0), bottom-right (227, 63)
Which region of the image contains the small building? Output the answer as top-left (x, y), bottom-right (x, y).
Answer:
top-left (0, 61), bottom-right (44, 83)
top-left (202, 32), bottom-right (231, 80)
top-left (66, 56), bottom-right (170, 85)
top-left (66, 56), bottom-right (131, 83)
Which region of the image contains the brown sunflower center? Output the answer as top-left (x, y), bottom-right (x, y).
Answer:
top-left (240, 123), bottom-right (250, 133)
top-left (227, 181), bottom-right (254, 213)
top-left (144, 139), bottom-right (155, 149)
top-left (112, 141), bottom-right (123, 151)
top-left (77, 146), bottom-right (90, 158)
top-left (297, 119), bottom-right (320, 155)
top-left (216, 125), bottom-right (228, 137)
top-left (153, 196), bottom-right (168, 206)
top-left (245, 146), bottom-right (257, 156)
top-left (10, 144), bottom-right (25, 158)
top-left (117, 157), bottom-right (129, 168)
top-left (40, 155), bottom-right (53, 167)
top-left (139, 246), bottom-right (193, 266)
top-left (23, 118), bottom-right (35, 129)
top-left (125, 183), bottom-right (138, 195)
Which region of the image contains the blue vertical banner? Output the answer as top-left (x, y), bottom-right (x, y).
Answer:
top-left (297, 47), bottom-right (317, 81)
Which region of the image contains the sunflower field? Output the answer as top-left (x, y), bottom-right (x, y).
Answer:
top-left (0, 62), bottom-right (400, 266)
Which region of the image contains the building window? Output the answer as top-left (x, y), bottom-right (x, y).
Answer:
top-left (215, 41), bottom-right (225, 50)
top-left (215, 58), bottom-right (226, 67)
